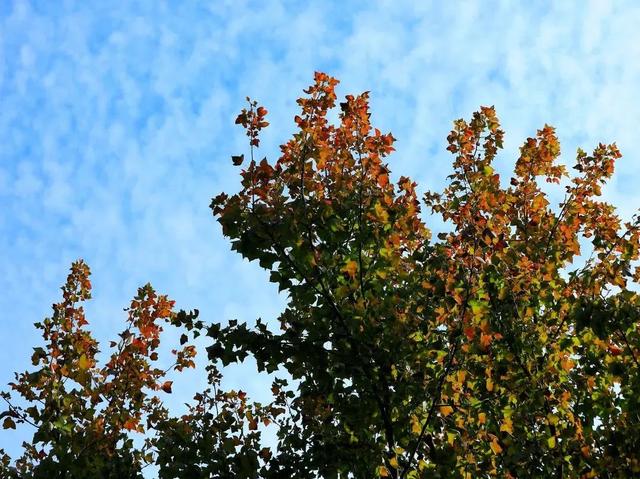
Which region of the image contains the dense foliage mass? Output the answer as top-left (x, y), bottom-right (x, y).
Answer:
top-left (3, 73), bottom-right (640, 478)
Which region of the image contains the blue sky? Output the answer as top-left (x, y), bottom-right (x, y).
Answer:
top-left (2, 0), bottom-right (640, 460)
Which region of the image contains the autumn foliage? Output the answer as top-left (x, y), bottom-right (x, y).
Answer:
top-left (3, 72), bottom-right (640, 478)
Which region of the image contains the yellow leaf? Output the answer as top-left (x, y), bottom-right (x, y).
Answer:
top-left (478, 412), bottom-right (486, 425)
top-left (374, 202), bottom-right (389, 222)
top-left (546, 414), bottom-right (559, 426)
top-left (342, 260), bottom-right (358, 279)
top-left (500, 417), bottom-right (513, 434)
top-left (531, 193), bottom-right (549, 211)
top-left (78, 354), bottom-right (91, 370)
top-left (548, 436), bottom-right (556, 449)
top-left (378, 466), bottom-right (390, 477)
top-left (490, 438), bottom-right (503, 455)
top-left (411, 415), bottom-right (422, 434)
top-left (389, 456), bottom-right (399, 469)
top-left (440, 405), bottom-right (453, 417)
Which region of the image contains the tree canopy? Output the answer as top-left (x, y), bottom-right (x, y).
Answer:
top-left (3, 72), bottom-right (640, 478)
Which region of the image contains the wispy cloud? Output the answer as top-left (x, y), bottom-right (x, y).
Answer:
top-left (2, 0), bottom-right (640, 458)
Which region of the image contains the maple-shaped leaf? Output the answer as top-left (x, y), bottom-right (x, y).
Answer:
top-left (342, 260), bottom-right (358, 279)
top-left (2, 417), bottom-right (15, 430)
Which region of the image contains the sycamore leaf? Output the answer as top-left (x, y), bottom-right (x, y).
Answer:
top-left (77, 354), bottom-right (91, 370)
top-left (342, 260), bottom-right (358, 279)
top-left (486, 378), bottom-right (494, 392)
top-left (490, 438), bottom-right (503, 455)
top-left (440, 405), bottom-right (453, 417)
top-left (123, 418), bottom-right (139, 431)
top-left (500, 417), bottom-right (513, 434)
top-left (2, 417), bottom-right (16, 430)
top-left (378, 173), bottom-right (389, 187)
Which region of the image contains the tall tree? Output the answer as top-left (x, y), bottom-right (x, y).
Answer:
top-left (3, 72), bottom-right (640, 478)
top-left (209, 72), bottom-right (640, 478)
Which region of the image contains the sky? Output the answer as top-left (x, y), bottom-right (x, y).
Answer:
top-left (2, 0), bottom-right (640, 461)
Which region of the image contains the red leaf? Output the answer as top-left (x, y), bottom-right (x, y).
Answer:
top-left (160, 381), bottom-right (173, 394)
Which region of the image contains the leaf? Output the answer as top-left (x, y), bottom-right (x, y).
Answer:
top-left (2, 417), bottom-right (15, 430)
top-left (123, 418), bottom-right (138, 431)
top-left (486, 378), bottom-right (494, 392)
top-left (490, 438), bottom-right (503, 455)
top-left (232, 154), bottom-right (244, 166)
top-left (160, 381), bottom-right (173, 394)
top-left (548, 436), bottom-right (556, 449)
top-left (464, 326), bottom-right (475, 340)
top-left (608, 344), bottom-right (623, 356)
top-left (470, 300), bottom-right (488, 318)
top-left (440, 405), bottom-right (453, 417)
top-left (78, 353), bottom-right (91, 370)
top-left (374, 202), bottom-right (389, 222)
top-left (411, 415), bottom-right (422, 434)
top-left (378, 173), bottom-right (389, 187)
top-left (342, 260), bottom-right (358, 279)
top-left (560, 358), bottom-right (574, 372)
top-left (480, 333), bottom-right (492, 348)
top-left (500, 417), bottom-right (513, 434)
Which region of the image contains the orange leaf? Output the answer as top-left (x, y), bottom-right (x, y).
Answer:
top-left (490, 437), bottom-right (503, 455)
top-left (123, 418), bottom-right (138, 431)
top-left (486, 378), bottom-right (494, 392)
top-left (160, 381), bottom-right (173, 393)
top-left (378, 173), bottom-right (389, 187)
top-left (440, 405), bottom-right (453, 417)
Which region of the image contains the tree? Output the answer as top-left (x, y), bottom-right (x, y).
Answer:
top-left (0, 261), bottom-right (201, 478)
top-left (3, 72), bottom-right (640, 478)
